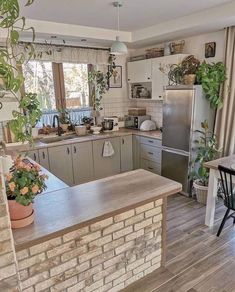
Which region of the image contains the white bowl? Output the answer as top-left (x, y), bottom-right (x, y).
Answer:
top-left (91, 126), bottom-right (102, 135)
top-left (75, 126), bottom-right (87, 136)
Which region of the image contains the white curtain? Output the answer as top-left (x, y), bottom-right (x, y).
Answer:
top-left (14, 44), bottom-right (110, 65)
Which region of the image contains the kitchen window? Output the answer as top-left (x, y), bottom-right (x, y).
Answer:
top-left (22, 61), bottom-right (91, 112)
top-left (23, 60), bottom-right (56, 111)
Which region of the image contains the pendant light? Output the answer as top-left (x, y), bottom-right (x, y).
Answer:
top-left (110, 1), bottom-right (128, 55)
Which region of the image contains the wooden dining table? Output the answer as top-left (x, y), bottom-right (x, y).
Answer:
top-left (204, 154), bottom-right (235, 227)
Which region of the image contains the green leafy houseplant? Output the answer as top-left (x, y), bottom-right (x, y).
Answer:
top-left (5, 156), bottom-right (48, 206)
top-left (196, 62), bottom-right (226, 109)
top-left (190, 120), bottom-right (219, 187)
top-left (0, 0), bottom-right (40, 142)
top-left (58, 108), bottom-right (71, 124)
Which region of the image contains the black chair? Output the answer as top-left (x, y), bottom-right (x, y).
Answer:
top-left (217, 165), bottom-right (235, 237)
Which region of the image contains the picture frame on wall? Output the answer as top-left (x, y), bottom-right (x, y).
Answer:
top-left (108, 65), bottom-right (122, 88)
top-left (205, 42), bottom-right (216, 58)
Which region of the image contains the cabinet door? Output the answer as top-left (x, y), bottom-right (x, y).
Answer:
top-left (152, 58), bottom-right (165, 100)
top-left (38, 149), bottom-right (50, 170)
top-left (48, 145), bottom-right (74, 186)
top-left (72, 142), bottom-right (94, 185)
top-left (127, 59), bottom-right (152, 83)
top-left (120, 135), bottom-right (133, 172)
top-left (93, 137), bottom-right (120, 179)
top-left (27, 150), bottom-right (40, 163)
top-left (132, 135), bottom-right (140, 169)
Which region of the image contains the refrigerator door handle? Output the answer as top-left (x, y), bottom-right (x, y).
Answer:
top-left (162, 148), bottom-right (189, 157)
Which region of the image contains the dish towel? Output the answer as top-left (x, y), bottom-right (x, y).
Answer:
top-left (103, 141), bottom-right (115, 157)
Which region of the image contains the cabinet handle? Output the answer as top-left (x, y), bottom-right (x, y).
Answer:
top-left (159, 96), bottom-right (162, 98)
top-left (147, 77), bottom-right (150, 80)
top-left (148, 167), bottom-right (154, 170)
top-left (67, 147), bottom-right (70, 155)
top-left (74, 146), bottom-right (77, 153)
top-left (148, 140), bottom-right (154, 143)
top-left (122, 139), bottom-right (124, 145)
top-left (128, 78), bottom-right (130, 81)
top-left (33, 153), bottom-right (36, 161)
top-left (42, 151), bottom-right (45, 159)
top-left (148, 152), bottom-right (154, 155)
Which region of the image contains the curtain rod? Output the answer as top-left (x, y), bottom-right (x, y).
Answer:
top-left (19, 41), bottom-right (111, 52)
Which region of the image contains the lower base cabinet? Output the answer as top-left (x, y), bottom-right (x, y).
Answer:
top-left (93, 137), bottom-right (121, 179)
top-left (48, 145), bottom-right (74, 186)
top-left (120, 135), bottom-right (133, 172)
top-left (72, 141), bottom-right (94, 185)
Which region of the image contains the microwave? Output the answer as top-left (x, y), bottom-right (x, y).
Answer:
top-left (124, 115), bottom-right (150, 129)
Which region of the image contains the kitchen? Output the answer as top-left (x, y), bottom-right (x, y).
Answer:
top-left (1, 1), bottom-right (235, 292)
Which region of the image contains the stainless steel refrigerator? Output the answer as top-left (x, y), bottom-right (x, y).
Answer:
top-left (162, 85), bottom-right (214, 195)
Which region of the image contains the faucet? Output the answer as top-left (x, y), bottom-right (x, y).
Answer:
top-left (52, 115), bottom-right (62, 136)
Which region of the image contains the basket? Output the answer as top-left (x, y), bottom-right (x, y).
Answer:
top-left (171, 40), bottom-right (185, 54)
top-left (146, 48), bottom-right (164, 59)
top-left (193, 181), bottom-right (208, 205)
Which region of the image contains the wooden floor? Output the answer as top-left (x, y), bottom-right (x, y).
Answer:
top-left (123, 194), bottom-right (235, 292)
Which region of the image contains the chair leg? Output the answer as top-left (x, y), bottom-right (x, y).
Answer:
top-left (233, 216), bottom-right (235, 225)
top-left (217, 208), bottom-right (230, 237)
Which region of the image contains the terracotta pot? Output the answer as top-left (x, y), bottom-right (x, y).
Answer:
top-left (8, 200), bottom-right (33, 220)
top-left (183, 74), bottom-right (196, 85)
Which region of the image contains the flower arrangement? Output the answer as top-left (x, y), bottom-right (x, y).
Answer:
top-left (5, 156), bottom-right (48, 206)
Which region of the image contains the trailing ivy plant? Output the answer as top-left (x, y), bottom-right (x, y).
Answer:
top-left (196, 62), bottom-right (226, 109)
top-left (0, 0), bottom-right (41, 142)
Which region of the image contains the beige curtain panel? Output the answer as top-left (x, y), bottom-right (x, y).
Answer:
top-left (215, 27), bottom-right (235, 155)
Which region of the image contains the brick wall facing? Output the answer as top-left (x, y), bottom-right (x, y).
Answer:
top-left (0, 175), bottom-right (20, 292)
top-left (15, 199), bottom-right (163, 292)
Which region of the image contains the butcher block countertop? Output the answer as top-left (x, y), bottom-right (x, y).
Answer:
top-left (13, 169), bottom-right (181, 251)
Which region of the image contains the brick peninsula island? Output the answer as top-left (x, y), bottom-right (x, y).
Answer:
top-left (1, 169), bottom-right (181, 291)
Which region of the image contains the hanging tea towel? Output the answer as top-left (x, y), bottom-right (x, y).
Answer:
top-left (103, 141), bottom-right (115, 157)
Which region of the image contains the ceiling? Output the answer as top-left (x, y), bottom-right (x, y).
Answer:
top-left (20, 0), bottom-right (233, 31)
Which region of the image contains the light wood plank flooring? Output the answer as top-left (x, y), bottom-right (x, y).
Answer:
top-left (123, 194), bottom-right (235, 292)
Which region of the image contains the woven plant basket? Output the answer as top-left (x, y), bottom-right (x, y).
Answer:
top-left (193, 180), bottom-right (208, 205)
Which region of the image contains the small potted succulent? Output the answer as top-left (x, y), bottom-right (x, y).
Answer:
top-left (190, 120), bottom-right (219, 204)
top-left (181, 55), bottom-right (200, 85)
top-left (5, 156), bottom-right (48, 228)
top-left (58, 109), bottom-right (71, 132)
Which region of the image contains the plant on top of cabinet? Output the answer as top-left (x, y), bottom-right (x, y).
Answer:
top-left (0, 0), bottom-right (41, 143)
top-left (196, 62), bottom-right (226, 109)
top-left (182, 55), bottom-right (200, 85)
top-left (5, 156), bottom-right (48, 228)
top-left (190, 120), bottom-right (219, 204)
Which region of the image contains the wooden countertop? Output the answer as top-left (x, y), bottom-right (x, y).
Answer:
top-left (5, 129), bottom-right (162, 152)
top-left (204, 155), bottom-right (235, 170)
top-left (13, 169), bottom-right (181, 251)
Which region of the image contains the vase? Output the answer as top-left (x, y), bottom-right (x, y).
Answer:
top-left (183, 74), bottom-right (196, 85)
top-left (7, 200), bottom-right (34, 229)
top-left (60, 124), bottom-right (68, 132)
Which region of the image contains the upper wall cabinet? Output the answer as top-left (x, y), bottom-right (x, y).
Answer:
top-left (127, 59), bottom-right (152, 83)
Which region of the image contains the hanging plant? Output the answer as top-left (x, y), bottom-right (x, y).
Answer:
top-left (0, 0), bottom-right (41, 142)
top-left (196, 62), bottom-right (226, 109)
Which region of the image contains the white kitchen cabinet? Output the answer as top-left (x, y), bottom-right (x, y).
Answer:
top-left (72, 141), bottom-right (94, 185)
top-left (27, 150), bottom-right (40, 163)
top-left (93, 137), bottom-right (120, 179)
top-left (132, 135), bottom-right (141, 170)
top-left (38, 148), bottom-right (50, 170)
top-left (120, 135), bottom-right (133, 172)
top-left (152, 54), bottom-right (189, 100)
top-left (127, 59), bottom-right (152, 83)
top-left (48, 145), bottom-right (74, 186)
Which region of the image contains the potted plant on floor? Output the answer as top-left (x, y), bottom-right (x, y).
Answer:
top-left (190, 120), bottom-right (219, 204)
top-left (5, 156), bottom-right (48, 228)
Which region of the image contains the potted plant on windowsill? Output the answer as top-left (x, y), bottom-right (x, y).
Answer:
top-left (5, 156), bottom-right (48, 228)
top-left (58, 109), bottom-right (71, 132)
top-left (190, 120), bottom-right (219, 204)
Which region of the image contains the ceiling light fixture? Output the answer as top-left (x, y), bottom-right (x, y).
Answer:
top-left (110, 1), bottom-right (127, 55)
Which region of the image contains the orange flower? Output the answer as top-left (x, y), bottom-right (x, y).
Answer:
top-left (8, 182), bottom-right (15, 192)
top-left (20, 187), bottom-right (28, 195)
top-left (32, 185), bottom-right (39, 194)
top-left (6, 173), bottom-right (13, 181)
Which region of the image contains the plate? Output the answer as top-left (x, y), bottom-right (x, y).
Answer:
top-left (231, 164), bottom-right (235, 170)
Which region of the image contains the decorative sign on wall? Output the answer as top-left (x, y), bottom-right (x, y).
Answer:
top-left (205, 42), bottom-right (216, 58)
top-left (108, 65), bottom-right (122, 88)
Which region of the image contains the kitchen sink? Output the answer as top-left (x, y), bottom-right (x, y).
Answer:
top-left (40, 134), bottom-right (78, 144)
